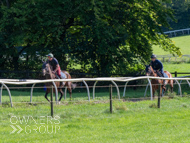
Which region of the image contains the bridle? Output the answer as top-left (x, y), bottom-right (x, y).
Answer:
top-left (42, 63), bottom-right (54, 79)
top-left (146, 66), bottom-right (156, 76)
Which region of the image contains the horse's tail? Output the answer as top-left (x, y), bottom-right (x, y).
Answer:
top-left (71, 83), bottom-right (77, 89)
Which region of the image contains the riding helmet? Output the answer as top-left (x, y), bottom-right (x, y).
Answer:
top-left (47, 53), bottom-right (54, 58)
top-left (151, 54), bottom-right (156, 59)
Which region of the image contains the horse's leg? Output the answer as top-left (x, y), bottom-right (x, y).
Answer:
top-left (153, 90), bottom-right (155, 99)
top-left (58, 90), bottom-right (64, 102)
top-left (171, 86), bottom-right (173, 93)
top-left (45, 91), bottom-right (50, 102)
top-left (170, 80), bottom-right (174, 93)
top-left (152, 86), bottom-right (155, 99)
top-left (68, 82), bottom-right (72, 101)
top-left (161, 85), bottom-right (165, 96)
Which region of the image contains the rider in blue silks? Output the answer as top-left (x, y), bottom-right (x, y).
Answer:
top-left (149, 54), bottom-right (166, 86)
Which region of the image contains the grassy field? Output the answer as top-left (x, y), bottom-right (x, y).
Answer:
top-left (1, 96), bottom-right (190, 143)
top-left (0, 35), bottom-right (190, 143)
top-left (153, 35), bottom-right (190, 55)
top-left (164, 63), bottom-right (190, 73)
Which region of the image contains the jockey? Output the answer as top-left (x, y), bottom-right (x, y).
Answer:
top-left (150, 54), bottom-right (164, 77)
top-left (150, 54), bottom-right (166, 87)
top-left (47, 53), bottom-right (65, 86)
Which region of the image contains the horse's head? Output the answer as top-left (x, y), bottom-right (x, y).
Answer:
top-left (42, 62), bottom-right (50, 76)
top-left (145, 65), bottom-right (153, 76)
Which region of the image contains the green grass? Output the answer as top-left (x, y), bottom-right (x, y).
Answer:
top-left (153, 35), bottom-right (190, 55)
top-left (1, 97), bottom-right (190, 142)
top-left (1, 36), bottom-right (190, 143)
top-left (164, 63), bottom-right (190, 73)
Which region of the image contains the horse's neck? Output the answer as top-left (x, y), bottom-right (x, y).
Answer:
top-left (151, 70), bottom-right (162, 84)
top-left (45, 74), bottom-right (51, 79)
top-left (150, 67), bottom-right (157, 77)
top-left (47, 64), bottom-right (54, 79)
top-left (45, 73), bottom-right (56, 80)
top-left (48, 64), bottom-right (53, 79)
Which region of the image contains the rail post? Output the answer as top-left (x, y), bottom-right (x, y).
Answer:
top-left (51, 86), bottom-right (54, 117)
top-left (158, 84), bottom-right (161, 108)
top-left (123, 81), bottom-right (129, 97)
top-left (30, 83), bottom-right (36, 103)
top-left (52, 81), bottom-right (58, 104)
top-left (175, 71), bottom-right (177, 77)
top-left (111, 80), bottom-right (120, 100)
top-left (147, 78), bottom-right (153, 100)
top-left (82, 80), bottom-right (90, 101)
top-left (109, 84), bottom-right (113, 113)
top-left (93, 81), bottom-right (98, 99)
top-left (0, 84), bottom-right (2, 104)
top-left (0, 82), bottom-right (12, 107)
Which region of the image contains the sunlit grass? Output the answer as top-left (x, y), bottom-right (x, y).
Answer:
top-left (153, 35), bottom-right (190, 55)
top-left (1, 97), bottom-right (190, 142)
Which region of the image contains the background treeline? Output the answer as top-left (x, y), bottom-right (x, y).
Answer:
top-left (0, 0), bottom-right (183, 77)
top-left (162, 0), bottom-right (190, 31)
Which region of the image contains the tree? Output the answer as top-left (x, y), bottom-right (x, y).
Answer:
top-left (0, 0), bottom-right (181, 75)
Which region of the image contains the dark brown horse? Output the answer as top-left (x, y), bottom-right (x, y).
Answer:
top-left (146, 65), bottom-right (173, 98)
top-left (42, 62), bottom-right (76, 102)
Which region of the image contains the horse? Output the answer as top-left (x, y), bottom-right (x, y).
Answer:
top-left (145, 65), bottom-right (173, 98)
top-left (42, 62), bottom-right (76, 102)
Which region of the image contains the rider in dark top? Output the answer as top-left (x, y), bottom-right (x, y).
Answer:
top-left (48, 57), bottom-right (59, 72)
top-left (149, 54), bottom-right (164, 77)
top-left (47, 53), bottom-right (65, 86)
top-left (149, 54), bottom-right (166, 87)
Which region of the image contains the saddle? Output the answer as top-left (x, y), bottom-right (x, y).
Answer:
top-left (155, 71), bottom-right (168, 78)
top-left (54, 72), bottom-right (67, 88)
top-left (55, 71), bottom-right (67, 79)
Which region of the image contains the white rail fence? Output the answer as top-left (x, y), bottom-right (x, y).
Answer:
top-left (156, 55), bottom-right (190, 63)
top-left (162, 28), bottom-right (190, 37)
top-left (0, 76), bottom-right (190, 107)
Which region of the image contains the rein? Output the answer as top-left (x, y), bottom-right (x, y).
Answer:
top-left (150, 66), bottom-right (157, 77)
top-left (149, 66), bottom-right (163, 83)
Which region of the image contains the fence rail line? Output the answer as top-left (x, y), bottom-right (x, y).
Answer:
top-left (0, 76), bottom-right (189, 107)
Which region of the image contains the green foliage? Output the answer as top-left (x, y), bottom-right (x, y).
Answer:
top-left (162, 0), bottom-right (190, 30)
top-left (0, 0), bottom-right (181, 75)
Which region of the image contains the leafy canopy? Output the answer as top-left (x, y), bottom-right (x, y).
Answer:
top-left (0, 0), bottom-right (181, 75)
